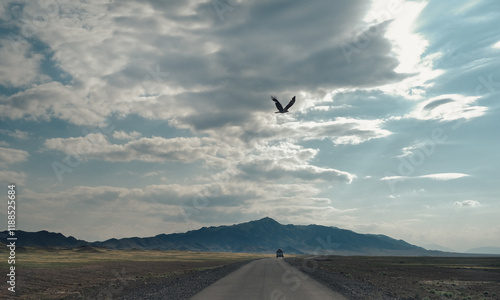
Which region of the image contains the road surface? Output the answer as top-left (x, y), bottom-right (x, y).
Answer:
top-left (190, 258), bottom-right (347, 300)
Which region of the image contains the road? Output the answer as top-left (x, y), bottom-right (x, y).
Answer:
top-left (190, 258), bottom-right (348, 300)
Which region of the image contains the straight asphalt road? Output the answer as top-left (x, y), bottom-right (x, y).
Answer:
top-left (190, 258), bottom-right (347, 300)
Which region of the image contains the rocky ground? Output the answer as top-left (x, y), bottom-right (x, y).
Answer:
top-left (4, 259), bottom-right (254, 299)
top-left (286, 256), bottom-right (500, 300)
top-left (86, 260), bottom-right (253, 300)
top-left (5, 254), bottom-right (499, 299)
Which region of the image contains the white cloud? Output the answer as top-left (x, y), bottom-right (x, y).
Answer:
top-left (398, 142), bottom-right (426, 158)
top-left (454, 200), bottom-right (480, 207)
top-left (0, 129), bottom-right (30, 140)
top-left (112, 130), bottom-right (142, 140)
top-left (0, 171), bottom-right (27, 185)
top-left (0, 82), bottom-right (109, 126)
top-left (364, 0), bottom-right (444, 100)
top-left (225, 142), bottom-right (356, 184)
top-left (0, 147), bottom-right (29, 167)
top-left (238, 158), bottom-right (355, 184)
top-left (143, 171), bottom-right (159, 177)
top-left (19, 178), bottom-right (353, 239)
top-left (419, 173), bottom-right (469, 181)
top-left (381, 173), bottom-right (469, 181)
top-left (44, 133), bottom-right (223, 164)
top-left (382, 1), bottom-right (428, 74)
top-left (408, 94), bottom-right (486, 121)
top-left (2, 0), bottom-right (497, 249)
top-left (247, 117), bottom-right (392, 147)
top-left (0, 37), bottom-right (45, 87)
top-left (0, 0), bottom-right (409, 131)
top-left (493, 41), bottom-right (500, 49)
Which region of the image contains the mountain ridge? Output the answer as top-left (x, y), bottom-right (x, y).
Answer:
top-left (2, 217), bottom-right (495, 256)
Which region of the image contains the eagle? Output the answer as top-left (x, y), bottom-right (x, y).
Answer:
top-left (271, 95), bottom-right (296, 113)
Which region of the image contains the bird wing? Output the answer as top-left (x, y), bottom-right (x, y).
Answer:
top-left (271, 95), bottom-right (284, 112)
top-left (284, 96), bottom-right (296, 111)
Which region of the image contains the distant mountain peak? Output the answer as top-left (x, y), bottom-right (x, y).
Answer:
top-left (253, 217), bottom-right (279, 224)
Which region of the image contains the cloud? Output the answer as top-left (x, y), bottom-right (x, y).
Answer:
top-left (0, 36), bottom-right (45, 87)
top-left (0, 171), bottom-right (27, 185)
top-left (454, 200), bottom-right (480, 207)
top-left (381, 173), bottom-right (469, 181)
top-left (212, 142), bottom-right (356, 184)
top-left (398, 142), bottom-right (430, 158)
top-left (112, 130), bottom-right (142, 140)
top-left (0, 147), bottom-right (29, 167)
top-left (44, 133), bottom-right (223, 164)
top-left (298, 118), bottom-right (392, 145)
top-left (3, 0), bottom-right (497, 248)
top-left (0, 129), bottom-right (30, 140)
top-left (0, 82), bottom-right (109, 125)
top-left (237, 159), bottom-right (355, 184)
top-left (243, 116), bottom-right (392, 147)
top-left (18, 178), bottom-right (354, 239)
top-left (0, 0), bottom-right (409, 132)
top-left (419, 173), bottom-right (469, 180)
top-left (408, 94), bottom-right (486, 121)
top-left (143, 171), bottom-right (159, 177)
top-left (422, 98), bottom-right (454, 111)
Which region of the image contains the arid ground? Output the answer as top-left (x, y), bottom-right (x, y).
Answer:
top-left (0, 246), bottom-right (267, 299)
top-left (287, 255), bottom-right (500, 300)
top-left (2, 246), bottom-right (499, 300)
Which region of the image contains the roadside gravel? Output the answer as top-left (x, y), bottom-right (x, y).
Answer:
top-left (107, 260), bottom-right (254, 300)
top-left (284, 257), bottom-right (396, 300)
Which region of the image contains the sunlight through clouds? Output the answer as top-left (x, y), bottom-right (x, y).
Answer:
top-left (365, 0), bottom-right (442, 100)
top-left (1, 0), bottom-right (499, 252)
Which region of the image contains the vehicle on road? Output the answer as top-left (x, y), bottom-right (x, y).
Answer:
top-left (276, 248), bottom-right (284, 258)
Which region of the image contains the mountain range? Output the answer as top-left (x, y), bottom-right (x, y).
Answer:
top-left (1, 217), bottom-right (496, 256)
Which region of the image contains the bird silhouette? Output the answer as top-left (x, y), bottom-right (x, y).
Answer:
top-left (271, 95), bottom-right (295, 113)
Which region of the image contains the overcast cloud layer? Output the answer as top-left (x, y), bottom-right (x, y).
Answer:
top-left (1, 0), bottom-right (499, 252)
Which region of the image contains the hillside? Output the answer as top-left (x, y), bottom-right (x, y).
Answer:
top-left (94, 217), bottom-right (430, 255)
top-left (0, 230), bottom-right (87, 248)
top-left (2, 218), bottom-right (442, 255)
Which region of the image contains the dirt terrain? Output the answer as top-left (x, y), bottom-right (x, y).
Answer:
top-left (2, 247), bottom-right (499, 300)
top-left (0, 247), bottom-right (266, 299)
top-left (286, 256), bottom-right (500, 300)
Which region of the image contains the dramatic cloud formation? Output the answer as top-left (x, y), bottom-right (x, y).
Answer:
top-left (1, 0), bottom-right (499, 251)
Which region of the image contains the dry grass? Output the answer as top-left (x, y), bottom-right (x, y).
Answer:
top-left (1, 246), bottom-right (268, 268)
top-left (0, 247), bottom-right (270, 299)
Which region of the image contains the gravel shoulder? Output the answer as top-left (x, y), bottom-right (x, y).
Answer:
top-left (61, 259), bottom-right (255, 300)
top-left (285, 256), bottom-right (500, 300)
top-left (117, 260), bottom-right (255, 300)
top-left (7, 249), bottom-right (499, 300)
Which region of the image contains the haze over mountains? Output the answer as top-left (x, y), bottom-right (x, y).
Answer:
top-left (2, 218), bottom-right (498, 255)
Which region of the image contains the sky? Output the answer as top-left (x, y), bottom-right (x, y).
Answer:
top-left (0, 0), bottom-right (499, 253)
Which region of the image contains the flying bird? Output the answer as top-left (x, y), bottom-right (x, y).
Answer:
top-left (271, 95), bottom-right (295, 113)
